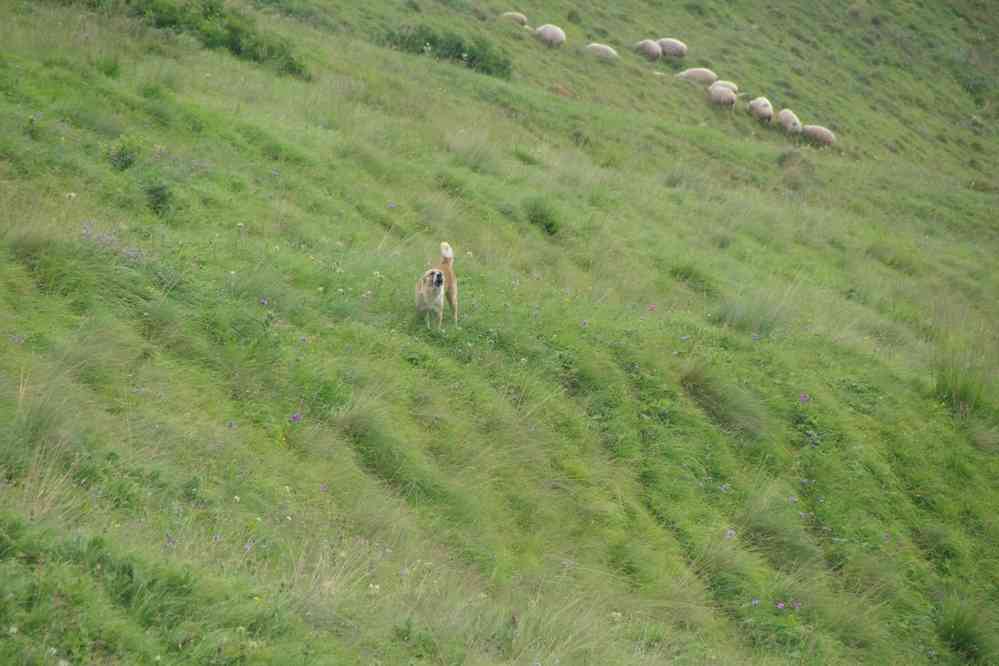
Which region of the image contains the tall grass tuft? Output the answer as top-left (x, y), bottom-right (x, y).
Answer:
top-left (713, 287), bottom-right (793, 337)
top-left (935, 593), bottom-right (998, 663)
top-left (933, 343), bottom-right (993, 418)
top-left (679, 360), bottom-right (767, 439)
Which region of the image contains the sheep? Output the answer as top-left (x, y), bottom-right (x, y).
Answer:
top-left (802, 125), bottom-right (836, 146)
top-left (777, 108), bottom-right (802, 134)
top-left (676, 67), bottom-right (717, 85)
top-left (634, 39), bottom-right (662, 61)
top-left (585, 43), bottom-right (620, 60)
top-left (709, 80), bottom-right (739, 93)
top-left (707, 85), bottom-right (737, 108)
top-left (658, 38), bottom-right (688, 58)
top-left (499, 11), bottom-right (528, 26)
top-left (534, 24), bottom-right (566, 47)
top-left (748, 96), bottom-right (774, 123)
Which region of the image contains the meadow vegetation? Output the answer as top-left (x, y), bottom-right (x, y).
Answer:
top-left (1, 0), bottom-right (997, 663)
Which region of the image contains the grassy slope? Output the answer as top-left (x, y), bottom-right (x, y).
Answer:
top-left (1, 0), bottom-right (998, 663)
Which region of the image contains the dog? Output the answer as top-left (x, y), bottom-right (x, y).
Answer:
top-left (415, 267), bottom-right (446, 329)
top-left (414, 242), bottom-right (458, 329)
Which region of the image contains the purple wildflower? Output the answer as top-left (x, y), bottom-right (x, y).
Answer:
top-left (751, 598), bottom-right (760, 607)
top-left (799, 393), bottom-right (811, 404)
top-left (647, 304), bottom-right (657, 312)
top-left (720, 483), bottom-right (731, 493)
top-left (776, 601), bottom-right (786, 610)
top-left (290, 412), bottom-right (303, 424)
top-left (320, 483), bottom-right (329, 493)
top-left (259, 297), bottom-right (269, 306)
top-left (792, 600), bottom-right (802, 610)
top-left (244, 540), bottom-right (254, 553)
top-left (387, 202), bottom-right (397, 209)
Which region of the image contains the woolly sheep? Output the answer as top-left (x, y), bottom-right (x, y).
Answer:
top-left (585, 43), bottom-right (620, 60)
top-left (802, 124), bottom-right (836, 146)
top-left (710, 80), bottom-right (739, 93)
top-left (499, 11), bottom-right (528, 26)
top-left (748, 96), bottom-right (774, 123)
top-left (777, 108), bottom-right (802, 134)
top-left (676, 67), bottom-right (718, 85)
top-left (658, 38), bottom-right (688, 58)
top-left (534, 24), bottom-right (566, 47)
top-left (634, 39), bottom-right (662, 61)
top-left (707, 85), bottom-right (737, 107)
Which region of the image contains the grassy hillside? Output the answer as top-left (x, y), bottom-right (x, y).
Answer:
top-left (1, 0), bottom-right (998, 663)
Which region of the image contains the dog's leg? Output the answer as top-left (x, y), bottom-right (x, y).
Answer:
top-left (437, 306), bottom-right (444, 330)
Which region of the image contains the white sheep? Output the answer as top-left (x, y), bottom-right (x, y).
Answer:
top-left (676, 67), bottom-right (718, 85)
top-left (658, 38), bottom-right (688, 58)
top-left (748, 96), bottom-right (774, 123)
top-left (585, 43), bottom-right (620, 60)
top-left (802, 125), bottom-right (836, 146)
top-left (777, 108), bottom-right (802, 134)
top-left (709, 80), bottom-right (739, 92)
top-left (707, 85), bottom-right (737, 107)
top-left (499, 11), bottom-right (528, 26)
top-left (634, 39), bottom-right (662, 61)
top-left (534, 24), bottom-right (566, 47)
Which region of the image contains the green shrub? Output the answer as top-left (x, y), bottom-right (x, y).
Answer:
top-left (107, 135), bottom-right (141, 171)
top-left (523, 195), bottom-right (560, 235)
top-left (144, 182), bottom-right (173, 216)
top-left (385, 24), bottom-right (512, 79)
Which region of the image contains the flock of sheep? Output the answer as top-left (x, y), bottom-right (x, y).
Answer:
top-left (499, 11), bottom-right (837, 147)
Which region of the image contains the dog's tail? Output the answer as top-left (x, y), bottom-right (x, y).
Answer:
top-left (440, 241), bottom-right (454, 264)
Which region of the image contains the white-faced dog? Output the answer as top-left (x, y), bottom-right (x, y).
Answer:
top-left (415, 267), bottom-right (446, 329)
top-left (415, 241), bottom-right (458, 329)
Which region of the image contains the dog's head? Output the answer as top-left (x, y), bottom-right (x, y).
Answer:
top-left (424, 269), bottom-right (444, 289)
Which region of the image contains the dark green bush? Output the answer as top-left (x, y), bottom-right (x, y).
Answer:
top-left (144, 182), bottom-right (173, 216)
top-left (385, 24), bottom-right (512, 79)
top-left (108, 136), bottom-right (141, 171)
top-left (522, 196), bottom-right (560, 235)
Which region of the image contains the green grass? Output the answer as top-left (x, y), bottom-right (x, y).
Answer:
top-left (0, 0), bottom-right (997, 663)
